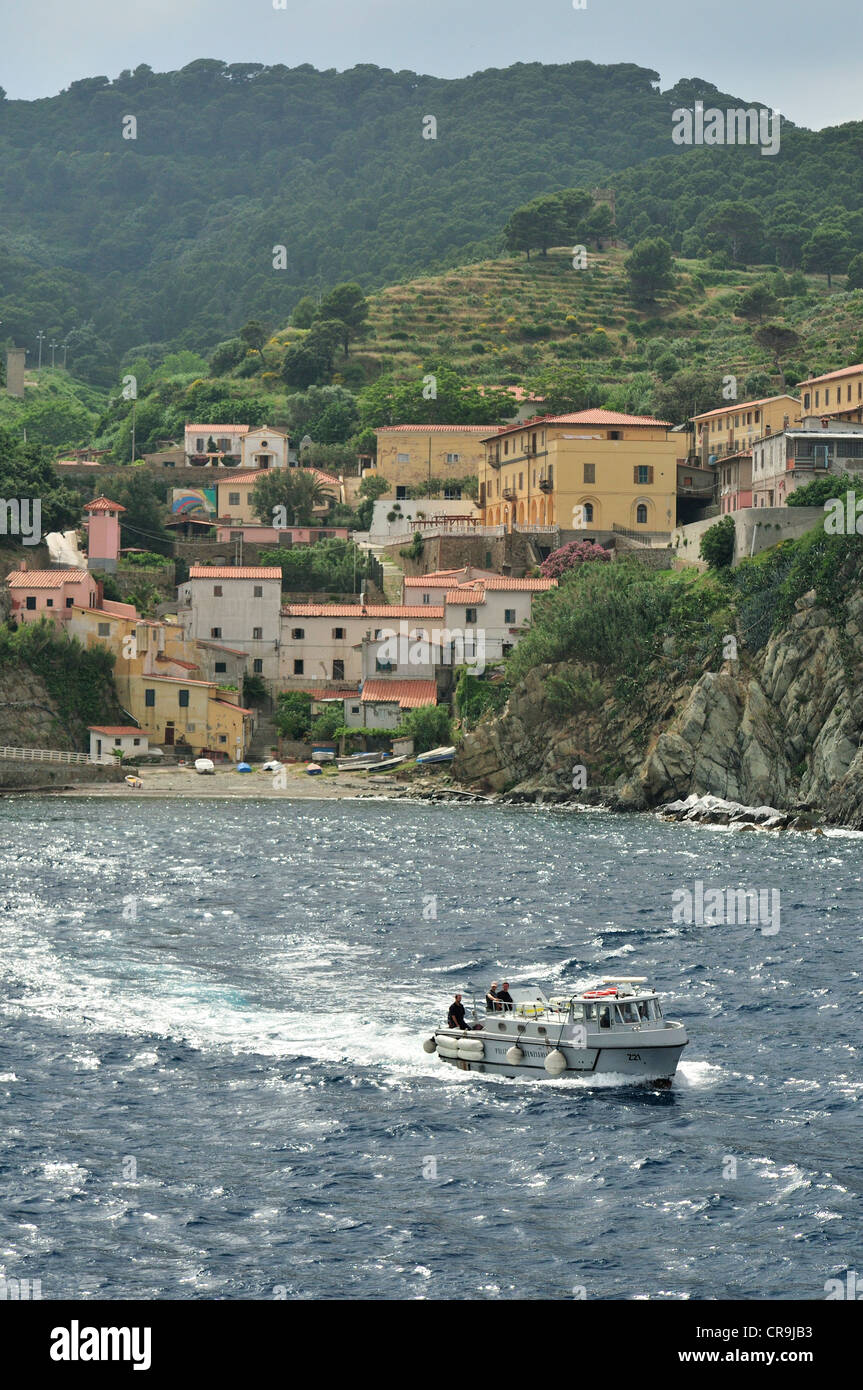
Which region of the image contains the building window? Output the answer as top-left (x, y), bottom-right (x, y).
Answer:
top-left (397, 452), bottom-right (410, 463)
top-left (803, 395), bottom-right (810, 410)
top-left (825, 390), bottom-right (830, 405)
top-left (582, 502), bottom-right (594, 523)
top-left (465, 607), bottom-right (478, 624)
top-left (396, 486), bottom-right (407, 499)
top-left (196, 438), bottom-right (204, 453)
top-left (98, 622), bottom-right (110, 636)
top-left (446, 453), bottom-right (460, 465)
top-left (332, 627), bottom-right (345, 639)
top-left (145, 689), bottom-right (155, 707)
top-left (133, 738), bottom-right (140, 746)
top-left (333, 660), bottom-right (345, 680)
top-left (179, 689), bottom-right (190, 707)
top-left (636, 504), bottom-right (648, 524)
top-left (215, 662), bottom-right (227, 673)
top-left (219, 735), bottom-right (227, 744)
top-left (253, 659), bottom-right (263, 674)
top-left (583, 463), bottom-right (595, 484)
top-left (609, 430), bottom-right (621, 440)
top-left (253, 586), bottom-right (263, 597)
top-left (634, 466), bottom-right (654, 485)
top-left (46, 598), bottom-right (54, 607)
top-left (518, 472), bottom-right (523, 489)
top-left (213, 586), bottom-right (222, 596)
top-left (293, 659), bottom-right (304, 675)
top-left (422, 594), bottom-right (430, 604)
top-left (25, 596), bottom-right (36, 610)
top-left (66, 597), bottom-right (74, 608)
top-left (291, 628), bottom-right (304, 640)
top-left (504, 608), bottom-right (516, 624)
top-left (210, 627), bottom-right (222, 638)
top-left (350, 705), bottom-right (360, 715)
top-left (228, 493), bottom-right (240, 506)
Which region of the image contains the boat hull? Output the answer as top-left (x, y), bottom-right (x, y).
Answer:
top-left (434, 1032), bottom-right (687, 1085)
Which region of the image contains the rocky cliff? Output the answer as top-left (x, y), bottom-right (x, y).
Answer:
top-left (454, 584), bottom-right (863, 828)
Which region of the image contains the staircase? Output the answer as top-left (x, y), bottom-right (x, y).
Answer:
top-left (246, 709), bottom-right (279, 761)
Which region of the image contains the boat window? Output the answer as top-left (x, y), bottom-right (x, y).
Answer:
top-left (570, 1002), bottom-right (585, 1021)
top-left (598, 1006), bottom-right (612, 1029)
top-left (583, 1002), bottom-right (598, 1022)
top-left (616, 1002), bottom-right (640, 1024)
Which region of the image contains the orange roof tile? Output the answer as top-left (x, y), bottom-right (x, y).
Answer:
top-left (376, 424), bottom-right (493, 433)
top-left (483, 408), bottom-right (672, 440)
top-left (446, 588), bottom-right (487, 604)
top-left (186, 424), bottom-right (251, 434)
top-left (216, 468), bottom-right (339, 485)
top-left (84, 495), bottom-right (126, 513)
top-left (478, 576), bottom-right (557, 591)
top-left (88, 726), bottom-right (151, 736)
top-left (7, 569), bottom-right (92, 589)
top-left (798, 364), bottom-right (863, 387)
top-left (188, 567), bottom-right (282, 580)
top-left (282, 603), bottom-right (444, 619)
top-left (361, 679), bottom-right (438, 708)
top-left (214, 699), bottom-right (254, 714)
top-left (693, 394), bottom-right (800, 421)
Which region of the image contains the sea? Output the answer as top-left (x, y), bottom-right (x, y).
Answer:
top-left (0, 796), bottom-right (860, 1301)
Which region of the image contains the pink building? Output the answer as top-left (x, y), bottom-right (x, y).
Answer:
top-left (6, 567), bottom-right (100, 623)
top-left (716, 452), bottom-right (753, 514)
top-left (84, 495), bottom-right (126, 573)
top-left (214, 524), bottom-right (350, 545)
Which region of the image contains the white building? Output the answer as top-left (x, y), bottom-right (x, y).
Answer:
top-left (88, 726), bottom-right (151, 763)
top-left (442, 576), bottom-right (556, 662)
top-left (751, 417), bottom-right (863, 508)
top-left (278, 603), bottom-right (444, 688)
top-left (177, 567), bottom-right (283, 681)
top-left (241, 427), bottom-right (289, 471)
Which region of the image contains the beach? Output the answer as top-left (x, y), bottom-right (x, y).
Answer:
top-left (45, 764), bottom-right (414, 799)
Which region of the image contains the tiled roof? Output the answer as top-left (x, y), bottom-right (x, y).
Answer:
top-left (282, 604), bottom-right (444, 619)
top-left (376, 424), bottom-right (493, 433)
top-left (798, 364), bottom-right (863, 387)
top-left (195, 640), bottom-right (249, 656)
top-left (7, 569), bottom-right (91, 588)
top-left (446, 587), bottom-right (487, 605)
top-left (214, 699), bottom-right (254, 714)
top-left (483, 408), bottom-right (672, 440)
top-left (186, 424), bottom-right (250, 434)
top-left (694, 394), bottom-right (800, 421)
top-left (88, 726), bottom-right (149, 736)
top-left (216, 468), bottom-right (339, 485)
top-left (404, 574), bottom-right (468, 587)
top-left (478, 576), bottom-right (557, 591)
top-left (157, 656), bottom-right (199, 670)
top-left (84, 496), bottom-right (126, 513)
top-left (188, 567), bottom-right (282, 580)
top-left (361, 679), bottom-right (438, 708)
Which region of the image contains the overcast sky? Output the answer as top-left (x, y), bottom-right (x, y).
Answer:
top-left (1, 0), bottom-right (858, 130)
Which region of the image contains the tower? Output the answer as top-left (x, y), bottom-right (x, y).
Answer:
top-left (84, 496), bottom-right (126, 573)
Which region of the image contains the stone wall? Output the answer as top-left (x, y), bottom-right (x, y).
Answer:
top-left (385, 529), bottom-right (548, 578)
top-left (671, 507), bottom-right (824, 567)
top-left (0, 760), bottom-right (127, 792)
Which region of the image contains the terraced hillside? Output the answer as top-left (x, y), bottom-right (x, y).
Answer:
top-left (349, 247), bottom-right (863, 399)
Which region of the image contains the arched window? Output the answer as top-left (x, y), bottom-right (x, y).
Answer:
top-left (582, 502), bottom-right (594, 522)
top-left (636, 504), bottom-right (648, 525)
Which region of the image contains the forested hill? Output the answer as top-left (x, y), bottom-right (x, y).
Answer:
top-left (0, 59), bottom-right (784, 380)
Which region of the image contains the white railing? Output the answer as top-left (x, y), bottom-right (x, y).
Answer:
top-left (514, 524), bottom-right (558, 534)
top-left (0, 745), bottom-right (91, 765)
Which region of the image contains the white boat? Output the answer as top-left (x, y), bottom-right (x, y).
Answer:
top-left (194, 758), bottom-right (215, 775)
top-left (423, 977), bottom-right (688, 1087)
top-left (415, 745), bottom-right (455, 764)
top-left (336, 751), bottom-right (387, 770)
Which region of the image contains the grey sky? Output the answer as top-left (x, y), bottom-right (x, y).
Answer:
top-left (1, 0), bottom-right (858, 131)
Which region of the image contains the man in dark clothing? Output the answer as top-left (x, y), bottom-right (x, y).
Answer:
top-left (495, 982), bottom-right (513, 1012)
top-left (447, 993), bottom-right (468, 1030)
top-left (485, 982), bottom-right (500, 1012)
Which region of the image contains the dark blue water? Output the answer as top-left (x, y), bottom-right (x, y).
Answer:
top-left (0, 797), bottom-right (860, 1300)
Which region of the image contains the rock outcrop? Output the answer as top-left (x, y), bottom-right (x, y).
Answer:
top-left (453, 587), bottom-right (863, 828)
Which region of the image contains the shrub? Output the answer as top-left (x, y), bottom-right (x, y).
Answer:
top-left (700, 516), bottom-right (736, 569)
top-left (540, 539), bottom-right (611, 579)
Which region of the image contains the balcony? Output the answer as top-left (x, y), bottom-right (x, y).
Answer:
top-left (502, 487), bottom-right (517, 502)
top-left (538, 475), bottom-right (553, 493)
top-left (488, 452), bottom-right (501, 469)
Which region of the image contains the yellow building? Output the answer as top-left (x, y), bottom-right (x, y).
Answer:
top-left (798, 365), bottom-right (863, 423)
top-left (692, 394), bottom-right (801, 462)
top-left (216, 467), bottom-right (341, 524)
top-left (479, 410), bottom-right (681, 535)
top-left (371, 426), bottom-right (491, 497)
top-left (66, 604), bottom-right (252, 760)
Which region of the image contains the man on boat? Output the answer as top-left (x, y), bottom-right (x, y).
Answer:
top-left (495, 982), bottom-right (513, 1012)
top-left (447, 993), bottom-right (469, 1030)
top-left (485, 982), bottom-right (500, 1012)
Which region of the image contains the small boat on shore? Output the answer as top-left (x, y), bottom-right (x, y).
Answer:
top-left (336, 751), bottom-right (386, 770)
top-left (423, 977), bottom-right (688, 1087)
top-left (194, 758), bottom-right (215, 775)
top-left (415, 746), bottom-right (455, 765)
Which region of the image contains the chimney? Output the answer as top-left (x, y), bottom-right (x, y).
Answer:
top-left (18, 560), bottom-right (27, 571)
top-left (822, 417), bottom-right (830, 429)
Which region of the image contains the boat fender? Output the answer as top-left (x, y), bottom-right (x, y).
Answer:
top-left (436, 1039), bottom-right (459, 1057)
top-left (544, 1049), bottom-right (567, 1075)
top-left (506, 1044), bottom-right (524, 1064)
top-left (422, 1037), bottom-right (437, 1054)
top-left (457, 1041), bottom-right (484, 1058)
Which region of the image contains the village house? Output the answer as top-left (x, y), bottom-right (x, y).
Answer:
top-left (6, 566), bottom-right (101, 622)
top-left (370, 425), bottom-right (491, 497)
top-left (692, 394), bottom-right (801, 464)
top-left (177, 567), bottom-right (283, 682)
top-left (798, 365), bottom-right (863, 423)
top-left (440, 575), bottom-right (557, 662)
top-left (184, 424), bottom-right (250, 468)
top-left (751, 418), bottom-right (863, 507)
top-left (278, 603), bottom-right (445, 689)
top-left (344, 679), bottom-right (439, 730)
top-left (478, 409), bottom-right (681, 536)
top-left (88, 726), bottom-right (152, 764)
top-left (83, 495), bottom-right (125, 572)
top-left (215, 467), bottom-right (341, 526)
top-left (717, 451), bottom-right (753, 514)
